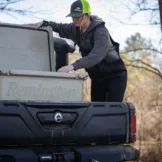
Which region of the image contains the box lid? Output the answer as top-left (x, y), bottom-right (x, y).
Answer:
top-left (0, 68), bottom-right (88, 80)
top-left (0, 23), bottom-right (55, 71)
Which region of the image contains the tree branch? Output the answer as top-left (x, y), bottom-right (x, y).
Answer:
top-left (118, 20), bottom-right (160, 26)
top-left (119, 0), bottom-right (160, 27)
top-left (0, 0), bottom-right (24, 10)
top-left (126, 64), bottom-right (162, 78)
top-left (0, 0), bottom-right (51, 19)
top-left (4, 7), bottom-right (49, 16)
top-left (121, 48), bottom-right (162, 55)
top-left (126, 58), bottom-right (162, 79)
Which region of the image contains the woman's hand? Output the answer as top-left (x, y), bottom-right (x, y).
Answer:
top-left (57, 65), bottom-right (74, 72)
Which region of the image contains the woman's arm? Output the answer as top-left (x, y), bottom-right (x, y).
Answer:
top-left (44, 21), bottom-right (76, 40)
top-left (72, 27), bottom-right (109, 70)
top-left (23, 21), bottom-right (76, 40)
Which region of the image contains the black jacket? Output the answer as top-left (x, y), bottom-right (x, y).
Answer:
top-left (47, 15), bottom-right (126, 79)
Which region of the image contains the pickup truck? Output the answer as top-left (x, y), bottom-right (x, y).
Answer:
top-left (0, 22), bottom-right (139, 162)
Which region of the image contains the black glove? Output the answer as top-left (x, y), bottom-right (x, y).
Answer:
top-left (40, 20), bottom-right (50, 27)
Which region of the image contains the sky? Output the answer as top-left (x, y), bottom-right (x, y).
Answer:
top-left (0, 0), bottom-right (161, 49)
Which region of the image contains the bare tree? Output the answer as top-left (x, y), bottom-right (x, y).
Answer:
top-left (120, 0), bottom-right (160, 26)
top-left (115, 0), bottom-right (162, 65)
top-left (0, 0), bottom-right (50, 21)
top-left (121, 33), bottom-right (162, 79)
top-left (158, 0), bottom-right (162, 31)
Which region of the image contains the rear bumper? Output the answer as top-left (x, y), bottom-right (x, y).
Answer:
top-left (0, 145), bottom-right (139, 162)
top-left (121, 145), bottom-right (140, 161)
top-left (74, 145), bottom-right (140, 162)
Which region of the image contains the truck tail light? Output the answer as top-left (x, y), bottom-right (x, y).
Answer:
top-left (130, 114), bottom-right (136, 143)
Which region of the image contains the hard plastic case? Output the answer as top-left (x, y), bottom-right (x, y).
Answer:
top-left (0, 69), bottom-right (88, 102)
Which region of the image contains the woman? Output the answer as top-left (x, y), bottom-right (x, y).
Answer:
top-left (26, 0), bottom-right (127, 102)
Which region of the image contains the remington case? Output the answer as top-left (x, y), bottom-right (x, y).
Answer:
top-left (0, 69), bottom-right (88, 102)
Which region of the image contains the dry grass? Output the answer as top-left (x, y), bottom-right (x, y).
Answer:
top-left (131, 141), bottom-right (162, 162)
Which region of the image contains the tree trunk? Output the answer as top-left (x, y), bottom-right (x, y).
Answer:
top-left (158, 0), bottom-right (162, 32)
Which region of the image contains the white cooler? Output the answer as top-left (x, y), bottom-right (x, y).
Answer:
top-left (0, 69), bottom-right (88, 102)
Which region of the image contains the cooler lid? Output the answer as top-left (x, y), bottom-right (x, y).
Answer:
top-left (0, 23), bottom-right (55, 72)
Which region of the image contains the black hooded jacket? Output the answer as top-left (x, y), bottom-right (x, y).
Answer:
top-left (47, 15), bottom-right (126, 79)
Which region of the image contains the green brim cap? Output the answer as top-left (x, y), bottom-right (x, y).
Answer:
top-left (66, 12), bottom-right (83, 18)
top-left (66, 0), bottom-right (91, 18)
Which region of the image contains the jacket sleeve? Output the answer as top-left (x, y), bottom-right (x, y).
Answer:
top-left (48, 21), bottom-right (76, 40)
top-left (72, 27), bottom-right (110, 70)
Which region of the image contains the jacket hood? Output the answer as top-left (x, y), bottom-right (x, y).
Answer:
top-left (85, 15), bottom-right (105, 33)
